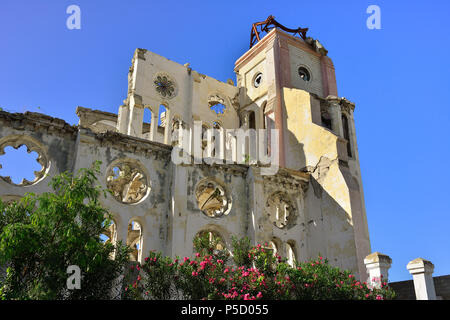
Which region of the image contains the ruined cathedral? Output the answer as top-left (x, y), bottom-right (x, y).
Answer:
top-left (0, 17), bottom-right (371, 279)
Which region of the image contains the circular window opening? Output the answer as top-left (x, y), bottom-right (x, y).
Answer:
top-left (195, 180), bottom-right (231, 218)
top-left (298, 67), bottom-right (311, 82)
top-left (253, 73), bottom-right (263, 88)
top-left (0, 139), bottom-right (49, 187)
top-left (106, 161), bottom-right (149, 204)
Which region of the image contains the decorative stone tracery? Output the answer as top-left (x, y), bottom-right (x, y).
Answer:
top-left (153, 73), bottom-right (177, 99)
top-left (106, 160), bottom-right (149, 204)
top-left (266, 191), bottom-right (295, 229)
top-left (0, 135), bottom-right (50, 186)
top-left (195, 179), bottom-right (230, 218)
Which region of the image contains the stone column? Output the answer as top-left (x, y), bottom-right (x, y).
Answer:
top-left (407, 258), bottom-right (437, 300)
top-left (364, 252), bottom-right (392, 288)
top-left (126, 94), bottom-right (144, 138)
top-left (149, 110), bottom-right (159, 141)
top-left (325, 96), bottom-right (343, 136)
top-left (117, 104), bottom-right (130, 134)
top-left (163, 108), bottom-right (172, 145)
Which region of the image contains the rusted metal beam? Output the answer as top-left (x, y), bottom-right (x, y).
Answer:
top-left (250, 15), bottom-right (308, 48)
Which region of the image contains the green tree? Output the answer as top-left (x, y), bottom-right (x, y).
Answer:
top-left (0, 161), bottom-right (130, 300)
top-left (125, 235), bottom-right (396, 300)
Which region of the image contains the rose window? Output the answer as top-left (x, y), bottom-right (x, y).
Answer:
top-left (106, 162), bottom-right (149, 204)
top-left (195, 180), bottom-right (230, 218)
top-left (154, 75), bottom-right (175, 98)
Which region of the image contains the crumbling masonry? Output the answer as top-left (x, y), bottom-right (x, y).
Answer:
top-left (0, 23), bottom-right (371, 279)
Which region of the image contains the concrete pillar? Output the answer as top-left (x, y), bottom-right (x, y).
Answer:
top-left (407, 258), bottom-right (437, 300)
top-left (149, 110), bottom-right (159, 141)
top-left (116, 104), bottom-right (130, 134)
top-left (163, 108), bottom-right (172, 145)
top-left (126, 94), bottom-right (144, 137)
top-left (364, 252), bottom-right (392, 288)
top-left (326, 97), bottom-right (344, 137)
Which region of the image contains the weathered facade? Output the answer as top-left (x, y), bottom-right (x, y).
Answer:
top-left (0, 25), bottom-right (371, 279)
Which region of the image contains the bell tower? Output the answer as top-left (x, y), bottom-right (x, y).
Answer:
top-left (235, 16), bottom-right (371, 279)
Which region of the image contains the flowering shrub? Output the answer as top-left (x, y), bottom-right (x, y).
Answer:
top-left (123, 234), bottom-right (395, 300)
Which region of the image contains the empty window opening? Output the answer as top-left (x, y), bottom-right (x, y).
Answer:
top-left (195, 180), bottom-right (230, 218)
top-left (342, 115), bottom-right (352, 157)
top-left (320, 102), bottom-right (332, 131)
top-left (321, 111), bottom-right (332, 130)
top-left (106, 163), bottom-right (149, 204)
top-left (127, 220), bottom-right (143, 262)
top-left (195, 230), bottom-right (226, 252)
top-left (210, 103), bottom-right (226, 114)
top-left (101, 219), bottom-right (117, 245)
top-left (298, 67), bottom-right (310, 82)
top-left (253, 72), bottom-right (263, 88)
top-left (142, 108), bottom-right (152, 134)
top-left (158, 105), bottom-right (167, 127)
top-left (286, 242), bottom-right (297, 267)
top-left (249, 111), bottom-right (256, 130)
top-left (269, 240), bottom-right (278, 257)
top-left (0, 145), bottom-right (42, 185)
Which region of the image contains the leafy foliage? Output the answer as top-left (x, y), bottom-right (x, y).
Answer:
top-left (0, 161), bottom-right (130, 300)
top-left (124, 234), bottom-right (396, 300)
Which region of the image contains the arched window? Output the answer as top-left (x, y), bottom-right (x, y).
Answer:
top-left (101, 219), bottom-right (117, 245)
top-left (127, 220), bottom-right (143, 262)
top-left (249, 111), bottom-right (256, 130)
top-left (158, 105), bottom-right (167, 128)
top-left (101, 218), bottom-right (118, 259)
top-left (269, 238), bottom-right (281, 257)
top-left (342, 114), bottom-right (352, 157)
top-left (142, 108), bottom-right (152, 135)
top-left (286, 242), bottom-right (297, 267)
top-left (195, 230), bottom-right (226, 252)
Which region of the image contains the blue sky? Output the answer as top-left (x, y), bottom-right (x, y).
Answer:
top-left (0, 0), bottom-right (449, 282)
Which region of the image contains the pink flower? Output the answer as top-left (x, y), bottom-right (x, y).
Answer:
top-left (184, 257), bottom-right (190, 262)
top-left (145, 257), bottom-right (149, 262)
top-left (376, 295), bottom-right (383, 300)
top-left (243, 293), bottom-right (250, 300)
top-left (195, 253), bottom-right (200, 257)
top-left (137, 275), bottom-right (141, 281)
top-left (192, 271), bottom-right (198, 276)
